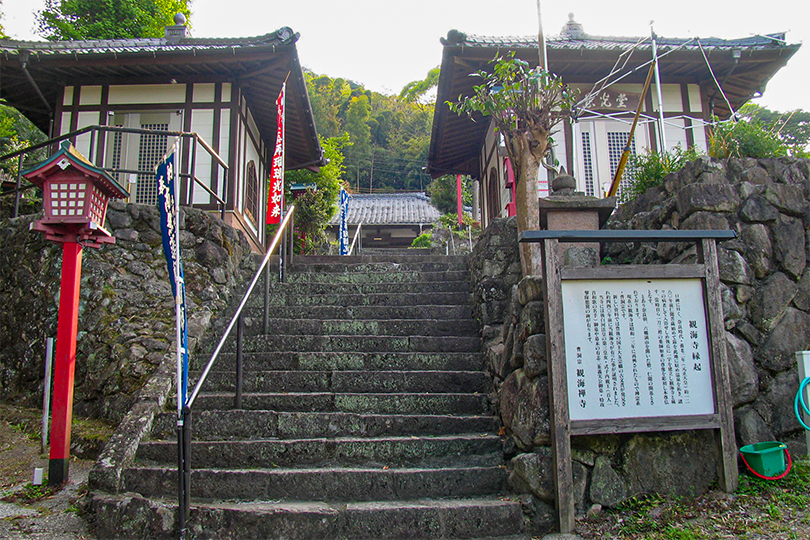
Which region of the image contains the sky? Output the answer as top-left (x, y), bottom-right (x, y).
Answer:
top-left (3, 0), bottom-right (808, 113)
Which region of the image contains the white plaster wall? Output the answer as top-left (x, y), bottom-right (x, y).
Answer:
top-left (108, 84), bottom-right (187, 105)
top-left (688, 84), bottom-right (703, 114)
top-left (63, 86), bottom-right (74, 107)
top-left (73, 111), bottom-right (101, 157)
top-left (190, 110), bottom-right (215, 204)
top-left (79, 86), bottom-right (102, 106)
top-left (649, 84), bottom-right (683, 112)
top-left (192, 83), bottom-right (216, 103)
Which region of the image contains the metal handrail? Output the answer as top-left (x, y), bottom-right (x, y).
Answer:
top-left (177, 207), bottom-right (295, 535)
top-left (1, 125), bottom-right (229, 219)
top-left (348, 221), bottom-right (363, 255)
top-left (186, 205), bottom-right (296, 409)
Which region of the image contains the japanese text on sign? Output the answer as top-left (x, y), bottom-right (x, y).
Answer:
top-left (562, 279), bottom-right (715, 421)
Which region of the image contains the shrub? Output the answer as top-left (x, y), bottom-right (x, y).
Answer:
top-left (411, 231), bottom-right (432, 248)
top-left (439, 212), bottom-right (475, 231)
top-left (621, 146), bottom-right (702, 203)
top-left (709, 118), bottom-right (788, 159)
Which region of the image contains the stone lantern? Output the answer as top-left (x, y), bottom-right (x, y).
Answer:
top-left (23, 141), bottom-right (128, 486)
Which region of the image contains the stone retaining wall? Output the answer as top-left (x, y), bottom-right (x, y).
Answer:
top-left (0, 200), bottom-right (256, 424)
top-left (470, 156), bottom-right (810, 531)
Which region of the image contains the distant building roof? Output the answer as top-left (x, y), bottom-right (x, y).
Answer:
top-left (330, 193), bottom-right (442, 226)
top-left (0, 27), bottom-right (325, 170)
top-left (428, 17), bottom-right (801, 179)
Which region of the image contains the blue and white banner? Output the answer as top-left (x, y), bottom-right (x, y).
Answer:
top-left (156, 148), bottom-right (189, 411)
top-left (339, 188), bottom-right (350, 255)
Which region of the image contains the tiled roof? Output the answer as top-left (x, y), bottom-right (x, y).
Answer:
top-left (0, 29), bottom-right (297, 57)
top-left (330, 193), bottom-right (442, 226)
top-left (443, 30), bottom-right (790, 54)
top-left (0, 27), bottom-right (325, 171)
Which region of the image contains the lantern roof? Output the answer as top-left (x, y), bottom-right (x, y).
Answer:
top-left (23, 141), bottom-right (129, 200)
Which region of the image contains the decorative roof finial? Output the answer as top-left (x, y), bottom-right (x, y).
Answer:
top-left (561, 13), bottom-right (585, 40)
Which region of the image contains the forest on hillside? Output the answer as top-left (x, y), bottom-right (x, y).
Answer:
top-left (303, 70), bottom-right (435, 194)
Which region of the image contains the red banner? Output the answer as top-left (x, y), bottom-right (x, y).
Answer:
top-left (267, 83), bottom-right (286, 224)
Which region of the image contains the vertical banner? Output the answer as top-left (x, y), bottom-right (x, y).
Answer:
top-left (339, 188), bottom-right (350, 255)
top-left (456, 174), bottom-right (463, 226)
top-left (267, 83), bottom-right (286, 225)
top-left (156, 147), bottom-right (189, 411)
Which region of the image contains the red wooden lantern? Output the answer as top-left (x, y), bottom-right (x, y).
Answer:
top-left (25, 141), bottom-right (128, 246)
top-left (24, 141), bottom-right (128, 486)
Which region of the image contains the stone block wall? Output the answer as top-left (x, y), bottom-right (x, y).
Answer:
top-left (469, 156), bottom-right (810, 532)
top-left (0, 200), bottom-right (256, 424)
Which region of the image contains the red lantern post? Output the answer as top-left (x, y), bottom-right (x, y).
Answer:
top-left (24, 142), bottom-right (129, 486)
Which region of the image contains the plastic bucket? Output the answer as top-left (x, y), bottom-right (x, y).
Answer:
top-left (739, 441), bottom-right (788, 477)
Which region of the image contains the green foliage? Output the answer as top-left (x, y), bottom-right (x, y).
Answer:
top-left (411, 231), bottom-right (432, 248)
top-left (439, 212), bottom-right (475, 232)
top-left (290, 188), bottom-right (333, 254)
top-left (286, 133), bottom-right (351, 254)
top-left (426, 175), bottom-right (472, 215)
top-left (739, 103), bottom-right (810, 156)
top-left (0, 104), bottom-right (48, 179)
top-left (36, 0), bottom-right (191, 40)
top-left (301, 70), bottom-right (432, 194)
top-left (399, 67), bottom-right (440, 103)
top-left (447, 52), bottom-right (577, 168)
top-left (621, 146), bottom-right (702, 203)
top-left (0, 0), bottom-right (6, 38)
top-left (2, 482), bottom-right (58, 504)
top-left (709, 116), bottom-right (788, 159)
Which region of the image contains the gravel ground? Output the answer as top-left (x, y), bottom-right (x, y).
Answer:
top-left (0, 410), bottom-right (96, 539)
top-left (2, 406), bottom-right (807, 540)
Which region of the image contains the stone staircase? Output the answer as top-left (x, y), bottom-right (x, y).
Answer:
top-left (94, 253), bottom-right (527, 539)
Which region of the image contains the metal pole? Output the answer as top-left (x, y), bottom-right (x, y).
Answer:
top-left (13, 155), bottom-right (23, 218)
top-left (182, 407), bottom-right (191, 521)
top-left (188, 137), bottom-right (198, 207)
top-left (235, 314), bottom-right (244, 409)
top-left (41, 337), bottom-right (54, 455)
top-left (263, 261), bottom-right (270, 335)
top-left (536, 0), bottom-right (548, 70)
top-left (651, 28), bottom-right (668, 152)
top-left (88, 128), bottom-right (96, 163)
top-left (177, 416), bottom-right (186, 538)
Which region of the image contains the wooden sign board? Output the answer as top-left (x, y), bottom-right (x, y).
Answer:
top-left (519, 230), bottom-right (738, 534)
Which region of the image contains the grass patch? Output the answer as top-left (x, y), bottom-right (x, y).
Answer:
top-left (2, 482), bottom-right (59, 504)
top-left (578, 457), bottom-right (810, 539)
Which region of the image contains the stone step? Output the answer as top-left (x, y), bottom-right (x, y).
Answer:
top-left (91, 495), bottom-right (527, 540)
top-left (266, 280), bottom-right (470, 296)
top-left (136, 434), bottom-right (502, 469)
top-left (294, 254), bottom-right (467, 265)
top-left (236, 318), bottom-right (478, 337)
top-left (191, 350), bottom-right (485, 373)
top-left (240, 303), bottom-right (474, 322)
top-left (190, 392), bottom-right (490, 415)
top-left (123, 465), bottom-right (509, 502)
top-left (261, 291), bottom-right (471, 307)
top-left (220, 335), bottom-right (482, 354)
top-left (151, 411), bottom-right (496, 441)
top-left (190, 370), bottom-right (490, 394)
top-left (290, 260), bottom-right (469, 274)
top-left (285, 270), bottom-right (470, 284)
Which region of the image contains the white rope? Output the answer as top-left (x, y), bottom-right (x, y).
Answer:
top-left (697, 38), bottom-right (735, 118)
top-left (574, 37), bottom-right (698, 112)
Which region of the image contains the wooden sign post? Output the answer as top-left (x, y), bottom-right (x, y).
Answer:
top-left (519, 229), bottom-right (738, 534)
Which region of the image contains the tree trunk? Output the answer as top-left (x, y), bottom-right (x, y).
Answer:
top-left (515, 152), bottom-right (542, 275)
top-left (510, 133), bottom-right (548, 276)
